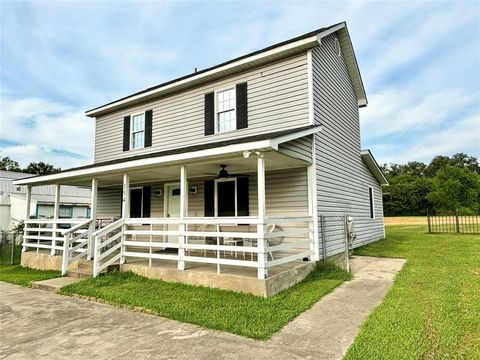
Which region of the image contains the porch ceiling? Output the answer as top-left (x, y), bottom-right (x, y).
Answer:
top-left (50, 150), bottom-right (308, 187)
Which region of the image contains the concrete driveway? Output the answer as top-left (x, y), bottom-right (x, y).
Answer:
top-left (0, 256), bottom-right (405, 360)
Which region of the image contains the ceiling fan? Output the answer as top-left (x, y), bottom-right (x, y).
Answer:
top-left (204, 164), bottom-right (249, 178)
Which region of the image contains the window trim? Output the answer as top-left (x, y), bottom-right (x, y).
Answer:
top-left (130, 111), bottom-right (146, 150)
top-left (214, 177), bottom-right (238, 217)
top-left (214, 86), bottom-right (236, 134)
top-left (368, 186), bottom-right (375, 219)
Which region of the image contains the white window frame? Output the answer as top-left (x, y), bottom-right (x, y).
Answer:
top-left (368, 186), bottom-right (375, 219)
top-left (214, 86), bottom-right (236, 134)
top-left (130, 111), bottom-right (146, 150)
top-left (214, 177), bottom-right (238, 217)
top-left (130, 186), bottom-right (144, 218)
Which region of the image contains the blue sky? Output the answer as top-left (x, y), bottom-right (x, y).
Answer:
top-left (1, 0), bottom-right (479, 169)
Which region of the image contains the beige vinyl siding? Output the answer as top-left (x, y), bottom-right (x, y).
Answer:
top-left (94, 54), bottom-right (310, 163)
top-left (95, 168), bottom-right (308, 219)
top-left (278, 136), bottom-right (313, 163)
top-left (312, 34), bottom-right (385, 258)
top-left (96, 188), bottom-right (121, 219)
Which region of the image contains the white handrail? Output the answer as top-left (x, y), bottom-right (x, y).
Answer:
top-left (92, 218), bottom-right (124, 238)
top-left (25, 219), bottom-right (86, 224)
top-left (63, 219), bottom-right (93, 236)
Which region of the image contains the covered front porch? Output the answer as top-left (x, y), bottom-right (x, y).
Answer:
top-left (17, 127), bottom-right (321, 295)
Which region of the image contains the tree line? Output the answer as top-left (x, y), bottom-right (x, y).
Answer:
top-left (381, 153), bottom-right (480, 216)
top-left (0, 156), bottom-right (61, 175)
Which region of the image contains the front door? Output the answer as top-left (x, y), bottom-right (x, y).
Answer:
top-left (165, 184), bottom-right (181, 242)
top-left (130, 188), bottom-right (143, 218)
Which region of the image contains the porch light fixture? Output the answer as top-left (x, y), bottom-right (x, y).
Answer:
top-left (155, 189), bottom-right (162, 197)
top-left (189, 186), bottom-right (197, 195)
top-left (243, 150), bottom-right (251, 159)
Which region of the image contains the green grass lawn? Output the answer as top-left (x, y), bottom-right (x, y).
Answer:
top-left (345, 225), bottom-right (480, 360)
top-left (0, 265), bottom-right (61, 287)
top-left (60, 261), bottom-right (350, 339)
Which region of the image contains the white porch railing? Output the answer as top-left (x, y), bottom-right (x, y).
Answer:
top-left (23, 218), bottom-right (86, 254)
top-left (61, 219), bottom-right (93, 275)
top-left (23, 218), bottom-right (93, 275)
top-left (92, 215), bottom-right (314, 279)
top-left (92, 218), bottom-right (124, 277)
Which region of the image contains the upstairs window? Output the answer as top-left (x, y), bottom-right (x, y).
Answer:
top-left (216, 88), bottom-right (236, 133)
top-left (131, 113), bottom-right (145, 149)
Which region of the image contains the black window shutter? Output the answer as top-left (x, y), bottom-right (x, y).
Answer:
top-left (236, 82), bottom-right (248, 129)
top-left (204, 180), bottom-right (214, 216)
top-left (143, 186), bottom-right (151, 218)
top-left (144, 110), bottom-right (153, 147)
top-left (237, 177), bottom-right (249, 216)
top-left (204, 92), bottom-right (215, 135)
top-left (123, 116), bottom-right (131, 151)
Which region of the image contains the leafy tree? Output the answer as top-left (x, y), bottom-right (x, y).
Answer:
top-left (424, 153), bottom-right (479, 177)
top-left (427, 166), bottom-right (480, 214)
top-left (24, 162), bottom-right (61, 175)
top-left (383, 174), bottom-right (433, 216)
top-left (0, 156), bottom-right (21, 171)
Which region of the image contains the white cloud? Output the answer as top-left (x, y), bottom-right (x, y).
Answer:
top-left (369, 112), bottom-right (480, 164)
top-left (360, 87), bottom-right (478, 138)
top-left (0, 1), bottom-right (478, 170)
top-left (0, 95), bottom-right (94, 168)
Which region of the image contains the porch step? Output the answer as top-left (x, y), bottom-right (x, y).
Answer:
top-left (67, 268), bottom-right (93, 278)
top-left (32, 277), bottom-right (83, 293)
top-left (77, 259), bottom-right (94, 271)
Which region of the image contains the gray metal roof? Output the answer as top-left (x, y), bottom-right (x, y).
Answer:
top-left (0, 171), bottom-right (91, 205)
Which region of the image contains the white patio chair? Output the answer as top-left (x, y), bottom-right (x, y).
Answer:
top-left (186, 223), bottom-right (214, 257)
top-left (244, 224), bottom-right (284, 261)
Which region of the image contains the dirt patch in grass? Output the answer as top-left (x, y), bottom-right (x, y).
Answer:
top-left (384, 216), bottom-right (427, 225)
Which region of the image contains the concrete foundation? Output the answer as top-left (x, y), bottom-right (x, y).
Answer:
top-left (20, 251), bottom-right (77, 271)
top-left (121, 261), bottom-right (316, 297)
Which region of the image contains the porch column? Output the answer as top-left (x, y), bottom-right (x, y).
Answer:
top-left (121, 174), bottom-right (130, 218)
top-left (308, 162), bottom-right (320, 261)
top-left (308, 136), bottom-right (320, 261)
top-left (178, 165), bottom-right (187, 270)
top-left (257, 154), bottom-right (268, 279)
top-left (22, 185), bottom-right (32, 252)
top-left (87, 178), bottom-right (98, 260)
top-left (120, 173), bottom-right (130, 264)
top-left (52, 184), bottom-right (60, 256)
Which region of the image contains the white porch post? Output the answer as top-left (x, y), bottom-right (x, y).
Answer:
top-left (307, 134), bottom-right (320, 261)
top-left (257, 154), bottom-right (268, 279)
top-left (88, 178), bottom-right (98, 260)
top-left (22, 185), bottom-right (32, 252)
top-left (308, 160), bottom-right (320, 262)
top-left (120, 173), bottom-right (130, 264)
top-left (52, 184), bottom-right (60, 256)
top-left (178, 165), bottom-right (187, 271)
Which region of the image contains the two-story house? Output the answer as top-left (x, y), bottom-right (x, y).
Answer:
top-left (15, 22), bottom-right (387, 297)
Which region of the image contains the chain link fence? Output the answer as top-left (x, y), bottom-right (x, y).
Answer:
top-left (0, 232), bottom-right (22, 265)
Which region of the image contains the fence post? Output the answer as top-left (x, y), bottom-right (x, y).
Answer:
top-left (343, 214), bottom-right (350, 272)
top-left (427, 211), bottom-right (432, 233)
top-left (320, 215), bottom-right (327, 260)
top-left (10, 235), bottom-right (15, 265)
top-left (455, 210), bottom-right (460, 233)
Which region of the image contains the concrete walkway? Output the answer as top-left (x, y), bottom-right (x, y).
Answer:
top-left (0, 256), bottom-right (405, 360)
